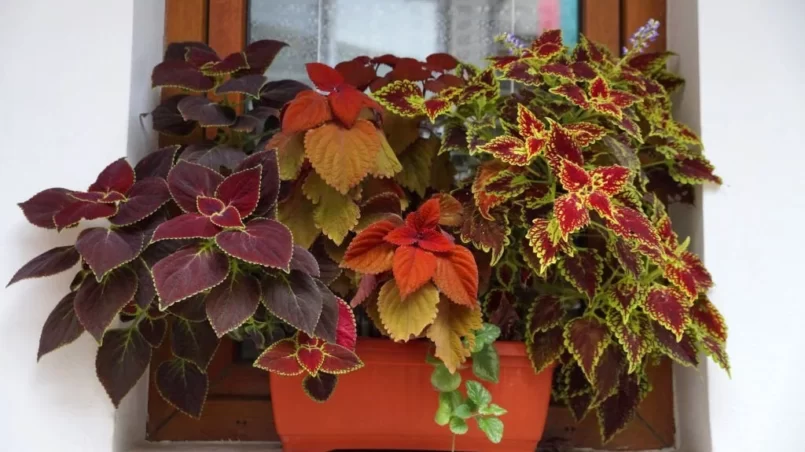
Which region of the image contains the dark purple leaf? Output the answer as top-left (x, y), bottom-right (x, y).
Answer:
top-left (155, 359), bottom-right (209, 418)
top-left (151, 213), bottom-right (219, 242)
top-left (152, 60), bottom-right (214, 91)
top-left (597, 372), bottom-right (643, 442)
top-left (138, 316), bottom-right (167, 348)
top-left (18, 188), bottom-right (75, 229)
top-left (313, 280), bottom-right (338, 343)
top-left (140, 240), bottom-right (183, 268)
top-left (96, 328), bottom-right (151, 407)
top-left (257, 79), bottom-right (311, 109)
top-left (132, 258), bottom-right (156, 309)
top-left (205, 273), bottom-right (261, 337)
top-left (302, 373), bottom-right (338, 402)
top-left (135, 145), bottom-right (178, 179)
top-left (75, 228), bottom-right (144, 279)
top-left (177, 96), bottom-right (236, 127)
top-left (243, 39), bottom-right (288, 71)
top-left (235, 150), bottom-right (280, 217)
top-left (163, 42), bottom-right (216, 63)
top-left (74, 267), bottom-right (138, 342)
top-left (231, 107), bottom-right (277, 134)
top-left (262, 271), bottom-right (323, 335)
top-left (215, 74), bottom-right (268, 98)
top-left (110, 178), bottom-right (172, 226)
top-left (185, 47), bottom-right (220, 67)
top-left (167, 161), bottom-right (224, 213)
top-left (153, 245), bottom-right (230, 308)
top-left (126, 204), bottom-right (181, 244)
top-left (152, 95), bottom-right (197, 136)
top-left (215, 219), bottom-right (292, 270)
top-left (204, 52), bottom-right (248, 75)
top-left (8, 245), bottom-right (80, 287)
top-left (209, 206), bottom-right (244, 228)
top-left (53, 201), bottom-right (117, 230)
top-left (37, 292), bottom-right (84, 360)
top-left (171, 318), bottom-right (219, 370)
top-left (168, 294), bottom-right (207, 322)
top-left (289, 245), bottom-right (320, 277)
top-left (179, 144), bottom-right (247, 171)
top-left (88, 158), bottom-right (135, 194)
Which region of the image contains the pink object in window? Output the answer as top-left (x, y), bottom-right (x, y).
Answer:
top-left (538, 0), bottom-right (560, 32)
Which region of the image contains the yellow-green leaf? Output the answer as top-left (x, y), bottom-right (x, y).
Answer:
top-left (370, 130), bottom-right (403, 179)
top-left (277, 187), bottom-right (319, 249)
top-left (426, 296), bottom-right (483, 373)
top-left (377, 280), bottom-right (439, 342)
top-left (394, 136), bottom-right (439, 196)
top-left (303, 171), bottom-right (360, 245)
top-left (304, 119), bottom-right (380, 195)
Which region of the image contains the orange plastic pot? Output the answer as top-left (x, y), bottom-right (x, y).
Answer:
top-left (270, 338), bottom-right (554, 452)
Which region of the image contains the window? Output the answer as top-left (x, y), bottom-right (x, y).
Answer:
top-left (150, 1), bottom-right (673, 449)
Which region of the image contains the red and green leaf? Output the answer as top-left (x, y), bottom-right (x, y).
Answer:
top-left (526, 295), bottom-right (563, 336)
top-left (691, 295), bottom-right (727, 342)
top-left (643, 285), bottom-right (690, 340)
top-left (564, 316), bottom-right (609, 382)
top-left (526, 326), bottom-right (563, 374)
top-left (559, 250), bottom-right (603, 300)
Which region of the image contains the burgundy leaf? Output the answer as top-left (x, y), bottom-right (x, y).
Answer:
top-left (151, 213), bottom-right (219, 242)
top-left (209, 206), bottom-right (244, 228)
top-left (594, 345), bottom-right (624, 401)
top-left (88, 158), bottom-right (135, 194)
top-left (170, 318), bottom-right (220, 371)
top-left (152, 245), bottom-right (230, 308)
top-left (197, 196), bottom-right (225, 216)
top-left (652, 321), bottom-right (699, 367)
top-left (205, 52), bottom-right (248, 75)
top-left (75, 228), bottom-right (144, 279)
top-left (334, 298), bottom-right (357, 350)
top-left (231, 107), bottom-right (277, 134)
top-left (163, 41), bottom-right (215, 63)
top-left (559, 250), bottom-right (603, 299)
top-left (18, 188), bottom-right (75, 229)
top-left (262, 271), bottom-right (323, 335)
top-left (205, 273), bottom-right (261, 337)
top-left (155, 359), bottom-right (209, 418)
top-left (152, 95), bottom-right (197, 136)
top-left (350, 274), bottom-right (377, 308)
top-left (37, 292), bottom-right (84, 360)
top-left (564, 316), bottom-right (609, 381)
top-left (74, 267), bottom-right (138, 343)
top-left (152, 60), bottom-right (214, 91)
top-left (243, 39), bottom-right (288, 71)
top-left (110, 178), bottom-right (172, 226)
top-left (289, 245), bottom-right (320, 277)
top-left (215, 74), bottom-right (268, 98)
top-left (302, 373), bottom-right (338, 402)
top-left (185, 47), bottom-right (221, 67)
top-left (215, 219), bottom-right (292, 270)
top-left (597, 372), bottom-right (643, 443)
top-left (236, 150), bottom-right (280, 217)
top-left (54, 201), bottom-right (117, 230)
top-left (215, 166), bottom-right (262, 217)
top-left (96, 328), bottom-right (151, 407)
top-left (177, 96), bottom-right (236, 127)
top-left (132, 258), bottom-right (156, 309)
top-left (180, 144), bottom-right (247, 171)
top-left (257, 80), bottom-right (311, 109)
top-left (135, 145), bottom-right (178, 179)
top-left (167, 161), bottom-right (224, 213)
top-left (8, 245), bottom-right (80, 287)
top-left (313, 280), bottom-right (339, 343)
top-left (612, 238), bottom-right (642, 278)
top-left (138, 317), bottom-right (167, 348)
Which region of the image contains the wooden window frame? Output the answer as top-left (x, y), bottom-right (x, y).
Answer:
top-left (148, 1), bottom-right (673, 449)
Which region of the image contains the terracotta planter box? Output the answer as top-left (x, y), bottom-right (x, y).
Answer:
top-left (270, 338), bottom-right (554, 452)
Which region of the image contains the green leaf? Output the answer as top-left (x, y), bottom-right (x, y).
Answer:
top-left (435, 392), bottom-right (453, 426)
top-left (425, 352), bottom-right (442, 366)
top-left (449, 417), bottom-right (469, 435)
top-left (466, 380), bottom-right (492, 408)
top-left (472, 343), bottom-right (500, 383)
top-left (473, 323), bottom-right (501, 352)
top-left (479, 403), bottom-right (508, 416)
top-left (431, 364), bottom-right (462, 392)
top-left (477, 417), bottom-right (504, 443)
top-left (453, 403), bottom-right (474, 419)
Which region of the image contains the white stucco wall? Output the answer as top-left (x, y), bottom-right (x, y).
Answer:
top-left (696, 0), bottom-right (805, 450)
top-left (0, 1), bottom-right (163, 451)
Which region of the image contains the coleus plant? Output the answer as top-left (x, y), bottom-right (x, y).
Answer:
top-left (10, 40), bottom-right (362, 418)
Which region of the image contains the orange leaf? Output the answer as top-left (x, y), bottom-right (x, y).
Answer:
top-left (407, 197), bottom-right (441, 230)
top-left (304, 120), bottom-right (381, 194)
top-left (433, 246), bottom-right (479, 306)
top-left (282, 91), bottom-right (332, 134)
top-left (342, 217), bottom-right (402, 274)
top-left (393, 245), bottom-right (437, 299)
top-left (436, 193), bottom-right (463, 226)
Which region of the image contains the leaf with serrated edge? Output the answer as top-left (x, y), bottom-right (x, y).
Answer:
top-left (262, 271), bottom-right (323, 335)
top-left (37, 292), bottom-right (84, 360)
top-left (302, 373), bottom-right (338, 402)
top-left (170, 318), bottom-right (219, 370)
top-left (152, 245), bottom-right (230, 308)
top-left (96, 328), bottom-right (151, 407)
top-left (8, 245), bottom-right (80, 287)
top-left (304, 120), bottom-right (380, 194)
top-left (216, 219), bottom-right (293, 270)
top-left (303, 171), bottom-right (360, 245)
top-left (426, 295), bottom-right (483, 373)
top-left (393, 245), bottom-right (437, 299)
top-left (110, 178), bottom-right (172, 226)
top-left (278, 187), bottom-right (320, 249)
top-left (205, 273), bottom-right (261, 337)
top-left (155, 359), bottom-right (209, 418)
top-left (342, 217), bottom-right (401, 274)
top-left (253, 338), bottom-right (304, 375)
top-left (76, 228), bottom-right (144, 280)
top-left (378, 280), bottom-right (439, 342)
top-left (74, 267), bottom-right (138, 343)
top-left (564, 317), bottom-right (609, 383)
top-left (394, 137), bottom-right (439, 196)
top-left (167, 161), bottom-right (224, 213)
top-left (433, 246), bottom-right (478, 307)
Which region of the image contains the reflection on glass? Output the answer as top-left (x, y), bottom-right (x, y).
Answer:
top-left (248, 0), bottom-right (580, 83)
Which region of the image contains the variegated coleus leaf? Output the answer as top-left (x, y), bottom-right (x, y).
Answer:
top-left (471, 161), bottom-right (533, 220)
top-left (690, 294), bottom-right (727, 343)
top-left (559, 249), bottom-right (604, 300)
top-left (564, 316), bottom-right (609, 383)
top-left (607, 310), bottom-right (650, 374)
top-left (526, 218), bottom-right (573, 274)
top-left (642, 285), bottom-right (691, 340)
top-left (477, 105), bottom-right (548, 166)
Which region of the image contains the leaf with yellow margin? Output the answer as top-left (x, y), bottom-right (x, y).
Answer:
top-left (304, 119), bottom-right (380, 195)
top-left (277, 185), bottom-right (319, 249)
top-left (370, 130), bottom-right (403, 179)
top-left (426, 295), bottom-right (483, 373)
top-left (394, 136), bottom-right (439, 196)
top-left (377, 280), bottom-right (439, 342)
top-left (303, 171), bottom-right (360, 245)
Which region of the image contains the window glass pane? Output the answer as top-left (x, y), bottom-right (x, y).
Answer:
top-left (248, 0), bottom-right (580, 83)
